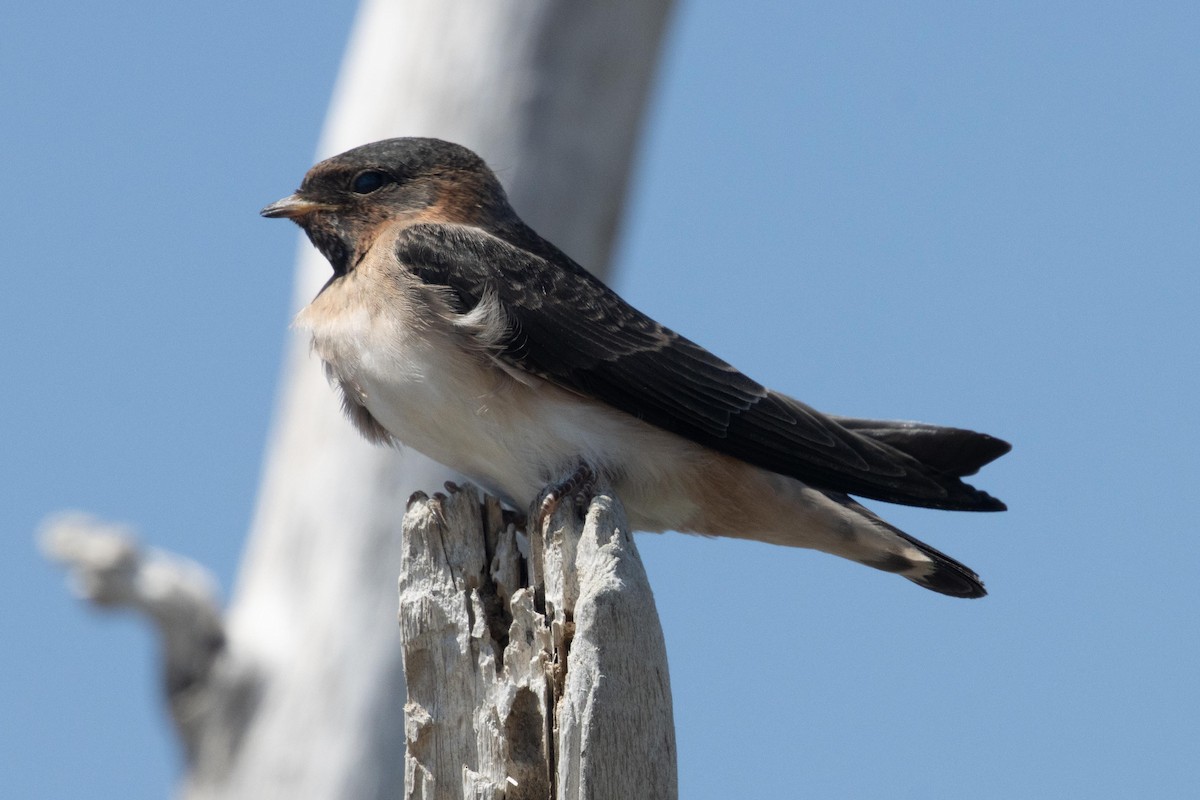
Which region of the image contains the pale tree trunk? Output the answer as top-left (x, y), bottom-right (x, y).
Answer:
top-left (43, 1), bottom-right (675, 798)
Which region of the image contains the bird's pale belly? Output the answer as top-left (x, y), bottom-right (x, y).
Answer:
top-left (318, 319), bottom-right (705, 529)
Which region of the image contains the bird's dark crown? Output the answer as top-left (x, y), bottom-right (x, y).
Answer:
top-left (264, 137), bottom-right (516, 276)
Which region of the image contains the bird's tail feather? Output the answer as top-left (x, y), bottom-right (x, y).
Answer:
top-left (837, 496), bottom-right (987, 598)
top-left (887, 526), bottom-right (987, 598)
top-left (689, 460), bottom-right (990, 598)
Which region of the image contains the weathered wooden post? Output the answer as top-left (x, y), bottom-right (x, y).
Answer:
top-left (400, 485), bottom-right (677, 799)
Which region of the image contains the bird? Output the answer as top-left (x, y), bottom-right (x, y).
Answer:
top-left (262, 137), bottom-right (1010, 599)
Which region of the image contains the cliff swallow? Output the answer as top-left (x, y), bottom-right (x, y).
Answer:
top-left (262, 137), bottom-right (1009, 598)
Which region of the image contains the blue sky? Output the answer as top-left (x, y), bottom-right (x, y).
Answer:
top-left (3, 2), bottom-right (1197, 798)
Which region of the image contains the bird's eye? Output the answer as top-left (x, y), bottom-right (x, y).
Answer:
top-left (351, 170), bottom-right (389, 194)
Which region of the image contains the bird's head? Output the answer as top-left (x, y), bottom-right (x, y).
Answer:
top-left (261, 137), bottom-right (513, 276)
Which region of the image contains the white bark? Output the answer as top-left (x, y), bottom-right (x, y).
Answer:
top-left (551, 497), bottom-right (676, 799)
top-left (43, 1), bottom-right (673, 798)
top-left (400, 485), bottom-right (676, 800)
top-left (38, 515), bottom-right (252, 775)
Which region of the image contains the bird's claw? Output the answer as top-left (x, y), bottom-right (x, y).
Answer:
top-left (533, 463), bottom-right (596, 533)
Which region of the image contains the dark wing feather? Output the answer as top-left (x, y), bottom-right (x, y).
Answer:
top-left (397, 223), bottom-right (1006, 511)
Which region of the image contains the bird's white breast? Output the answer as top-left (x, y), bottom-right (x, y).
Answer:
top-left (294, 261), bottom-right (707, 529)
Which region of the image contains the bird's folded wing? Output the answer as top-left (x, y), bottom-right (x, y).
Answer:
top-left (396, 223), bottom-right (1005, 511)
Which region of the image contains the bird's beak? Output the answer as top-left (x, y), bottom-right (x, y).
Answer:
top-left (260, 193), bottom-right (333, 219)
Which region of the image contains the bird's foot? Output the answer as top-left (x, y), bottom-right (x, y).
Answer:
top-left (533, 463), bottom-right (596, 533)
